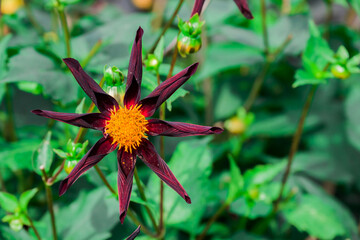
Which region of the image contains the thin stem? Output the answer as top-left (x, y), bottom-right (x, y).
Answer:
top-left (149, 0), bottom-right (185, 53)
top-left (196, 203), bottom-right (229, 240)
top-left (4, 84), bottom-right (17, 142)
top-left (24, 0), bottom-right (44, 35)
top-left (40, 169), bottom-right (57, 240)
top-left (26, 214), bottom-right (42, 240)
top-left (56, 5), bottom-right (71, 57)
top-left (244, 35), bottom-right (292, 111)
top-left (167, 48), bottom-right (178, 79)
top-left (81, 40), bottom-right (103, 68)
top-left (47, 161), bottom-right (65, 185)
top-left (134, 168), bottom-right (158, 231)
top-left (274, 85), bottom-right (317, 211)
top-left (94, 165), bottom-right (117, 196)
top-left (261, 0), bottom-right (269, 56)
top-left (127, 210), bottom-right (162, 238)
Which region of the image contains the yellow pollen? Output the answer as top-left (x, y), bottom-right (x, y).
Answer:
top-left (105, 105), bottom-right (148, 153)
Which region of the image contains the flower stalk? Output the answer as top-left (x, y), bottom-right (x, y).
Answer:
top-left (149, 0), bottom-right (185, 53)
top-left (55, 1), bottom-right (71, 58)
top-left (26, 214), bottom-right (42, 240)
top-left (40, 168), bottom-right (57, 240)
top-left (274, 85), bottom-right (317, 211)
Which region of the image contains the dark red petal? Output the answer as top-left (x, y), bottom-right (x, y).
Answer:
top-left (137, 139), bottom-right (191, 204)
top-left (139, 63), bottom-right (199, 117)
top-left (117, 149), bottom-right (137, 224)
top-left (32, 110), bottom-right (107, 131)
top-left (146, 119), bottom-right (223, 137)
top-left (59, 137), bottom-right (117, 196)
top-left (63, 58), bottom-right (119, 113)
top-left (124, 27), bottom-right (144, 107)
top-left (126, 226), bottom-right (141, 240)
top-left (191, 0), bottom-right (205, 16)
top-left (233, 0), bottom-right (254, 19)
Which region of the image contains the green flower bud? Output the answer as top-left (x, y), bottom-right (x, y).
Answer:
top-left (64, 160), bottom-right (78, 174)
top-left (331, 64), bottom-right (351, 80)
top-left (104, 66), bottom-right (124, 87)
top-left (10, 218), bottom-right (23, 232)
top-left (177, 32), bottom-right (202, 58)
top-left (144, 54), bottom-right (161, 72)
top-left (178, 14), bottom-right (204, 37)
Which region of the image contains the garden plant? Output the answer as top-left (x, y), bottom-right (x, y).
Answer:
top-left (0, 0), bottom-right (360, 239)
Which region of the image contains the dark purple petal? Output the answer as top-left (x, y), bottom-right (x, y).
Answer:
top-left (126, 226), bottom-right (141, 240)
top-left (32, 110), bottom-right (107, 131)
top-left (146, 119), bottom-right (223, 137)
top-left (137, 139), bottom-right (191, 204)
top-left (233, 0), bottom-right (253, 19)
top-left (63, 58), bottom-right (119, 113)
top-left (124, 27), bottom-right (144, 108)
top-left (117, 149), bottom-right (136, 224)
top-left (59, 137), bottom-right (117, 196)
top-left (139, 63), bottom-right (199, 117)
top-left (191, 0), bottom-right (205, 16)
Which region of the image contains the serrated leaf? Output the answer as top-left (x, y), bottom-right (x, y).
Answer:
top-left (19, 189), bottom-right (38, 212)
top-left (226, 155), bottom-right (243, 204)
top-left (0, 192), bottom-right (18, 213)
top-left (32, 132), bottom-right (53, 175)
top-left (284, 195), bottom-right (346, 239)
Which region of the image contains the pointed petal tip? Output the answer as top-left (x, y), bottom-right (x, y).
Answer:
top-left (211, 127), bottom-right (224, 134)
top-left (31, 109), bottom-right (42, 115)
top-left (58, 179), bottom-right (69, 196)
top-left (119, 211), bottom-right (126, 224)
top-left (185, 195), bottom-right (192, 204)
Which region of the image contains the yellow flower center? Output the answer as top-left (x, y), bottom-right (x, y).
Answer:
top-left (105, 105), bottom-right (148, 153)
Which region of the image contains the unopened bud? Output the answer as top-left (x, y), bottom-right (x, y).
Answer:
top-left (144, 54), bottom-right (161, 72)
top-left (64, 160), bottom-right (78, 174)
top-left (224, 116), bottom-right (246, 135)
top-left (177, 33), bottom-right (202, 58)
top-left (331, 64), bottom-right (351, 80)
top-left (10, 219), bottom-right (23, 232)
top-left (104, 66), bottom-right (124, 87)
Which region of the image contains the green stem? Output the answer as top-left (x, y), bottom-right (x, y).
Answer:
top-left (26, 214), bottom-right (42, 240)
top-left (274, 85), bottom-right (317, 211)
top-left (94, 165), bottom-right (117, 196)
top-left (244, 35), bottom-right (292, 111)
top-left (4, 84), bottom-right (17, 142)
top-left (81, 40), bottom-right (103, 68)
top-left (196, 202), bottom-right (229, 240)
top-left (56, 5), bottom-right (71, 57)
top-left (261, 0), bottom-right (269, 56)
top-left (41, 169), bottom-right (57, 240)
top-left (149, 0), bottom-right (185, 53)
top-left (134, 168), bottom-right (158, 231)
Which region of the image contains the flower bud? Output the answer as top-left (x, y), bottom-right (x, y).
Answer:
top-left (331, 64), bottom-right (351, 80)
top-left (224, 116), bottom-right (246, 135)
top-left (64, 160), bottom-right (78, 174)
top-left (177, 14), bottom-right (205, 57)
top-left (104, 66), bottom-right (124, 87)
top-left (10, 218), bottom-right (23, 232)
top-left (144, 54), bottom-right (161, 72)
top-left (1, 0), bottom-right (24, 15)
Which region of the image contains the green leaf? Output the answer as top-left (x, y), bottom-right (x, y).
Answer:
top-left (154, 37), bottom-right (164, 63)
top-left (0, 139), bottom-right (41, 171)
top-left (284, 195), bottom-right (346, 239)
top-left (166, 88), bottom-right (189, 111)
top-left (293, 70), bottom-right (327, 88)
top-left (0, 34), bottom-right (12, 79)
top-left (1, 48), bottom-right (77, 104)
top-left (53, 148), bottom-right (68, 159)
top-left (146, 138), bottom-right (213, 234)
top-left (19, 189), bottom-right (38, 212)
top-left (0, 192), bottom-right (18, 213)
top-left (336, 45), bottom-right (349, 61)
top-left (75, 98), bottom-right (86, 114)
top-left (226, 155), bottom-right (243, 204)
top-left (243, 161), bottom-right (286, 189)
top-left (32, 132), bottom-right (53, 175)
